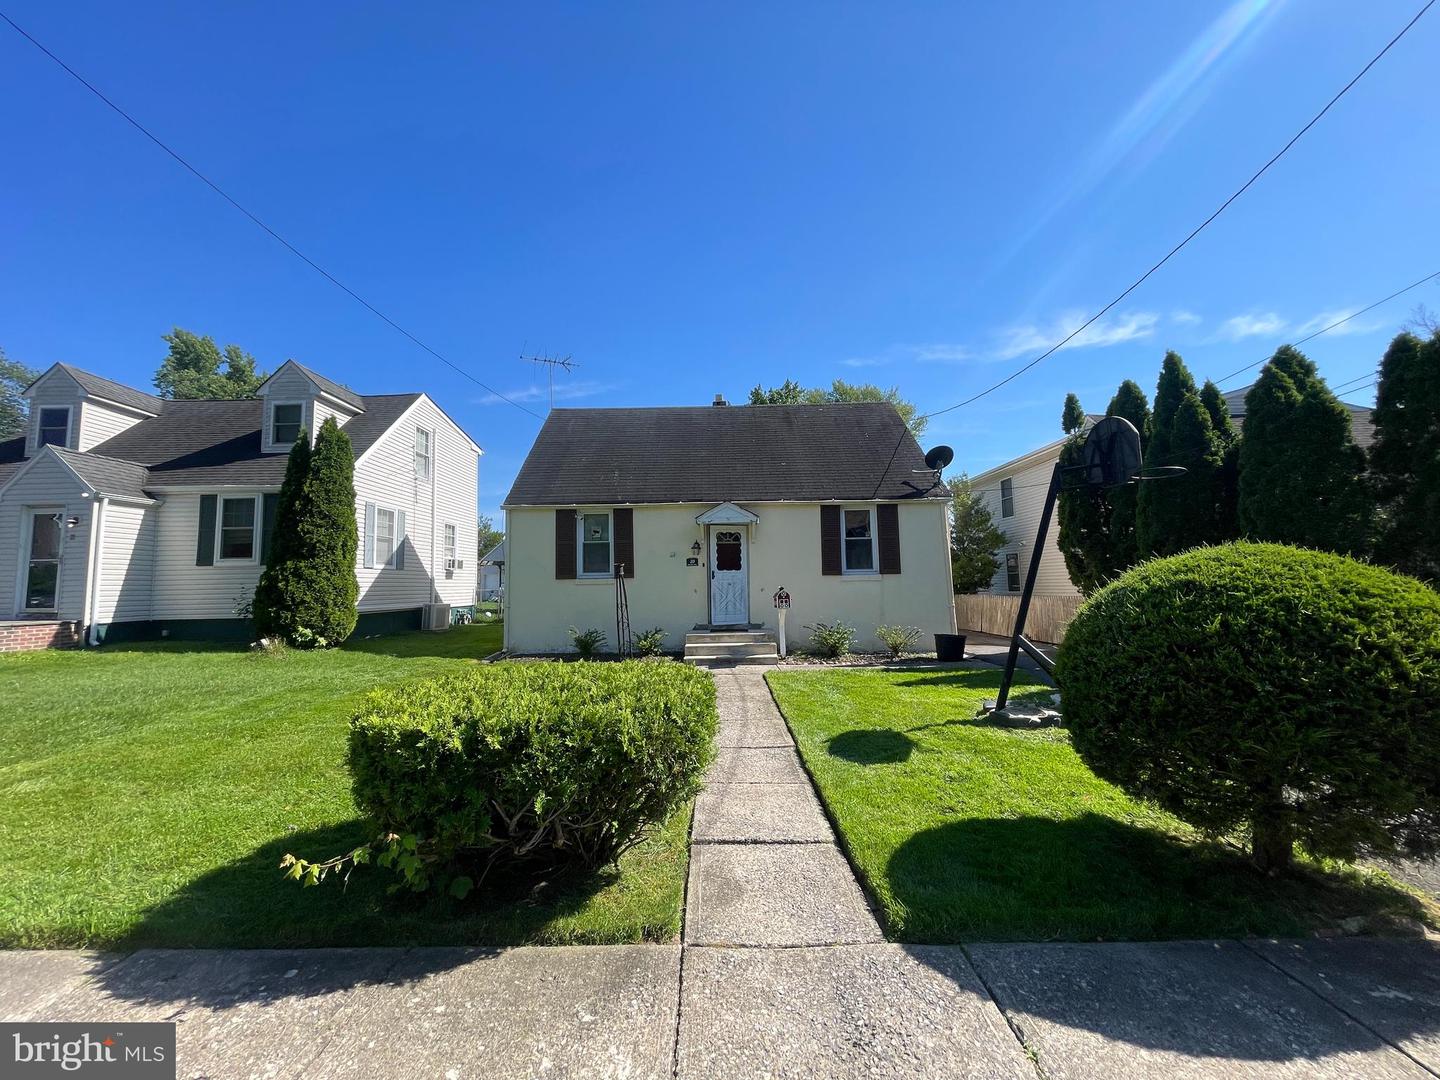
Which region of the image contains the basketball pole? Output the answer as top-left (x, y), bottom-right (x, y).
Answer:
top-left (994, 461), bottom-right (1062, 711)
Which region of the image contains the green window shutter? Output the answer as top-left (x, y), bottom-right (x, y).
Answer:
top-left (196, 494), bottom-right (217, 566)
top-left (820, 505), bottom-right (841, 575)
top-left (877, 503), bottom-right (902, 574)
top-left (260, 493), bottom-right (280, 564)
top-left (555, 509), bottom-right (577, 579)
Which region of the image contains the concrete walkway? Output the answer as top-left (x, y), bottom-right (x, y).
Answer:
top-left (4, 668), bottom-right (1439, 1078)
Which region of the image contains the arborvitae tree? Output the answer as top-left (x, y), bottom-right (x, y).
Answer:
top-left (1238, 346), bottom-right (1371, 555)
top-left (1136, 353), bottom-right (1226, 556)
top-left (1102, 379), bottom-right (1151, 569)
top-left (1370, 331), bottom-right (1440, 582)
top-left (252, 429), bottom-right (311, 638)
top-left (1200, 379), bottom-right (1241, 539)
top-left (254, 419), bottom-right (359, 646)
top-left (948, 475), bottom-right (1008, 593)
top-left (1061, 392), bottom-right (1086, 435)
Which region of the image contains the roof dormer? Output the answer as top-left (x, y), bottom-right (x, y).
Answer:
top-left (21, 363), bottom-right (162, 458)
top-left (256, 360), bottom-right (365, 454)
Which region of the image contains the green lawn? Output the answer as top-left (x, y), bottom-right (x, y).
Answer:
top-left (0, 623), bottom-right (691, 949)
top-left (767, 667), bottom-right (1434, 942)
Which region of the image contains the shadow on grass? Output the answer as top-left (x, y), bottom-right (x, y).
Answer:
top-left (827, 729), bottom-right (916, 764)
top-left (885, 814), bottom-right (1432, 945)
top-left (104, 821), bottom-right (627, 1006)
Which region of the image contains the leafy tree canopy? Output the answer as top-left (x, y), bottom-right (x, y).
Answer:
top-left (948, 475), bottom-right (1007, 593)
top-left (747, 378), bottom-right (927, 437)
top-left (477, 514), bottom-right (505, 559)
top-left (0, 347), bottom-right (39, 440)
top-left (154, 328), bottom-right (267, 400)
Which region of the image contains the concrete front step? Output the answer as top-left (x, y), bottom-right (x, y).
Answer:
top-left (685, 641), bottom-right (778, 659)
top-left (684, 654), bottom-right (780, 668)
top-left (685, 631), bottom-right (775, 646)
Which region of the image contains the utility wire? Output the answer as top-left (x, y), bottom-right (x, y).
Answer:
top-left (1212, 269), bottom-right (1440, 385)
top-left (0, 10), bottom-right (545, 421)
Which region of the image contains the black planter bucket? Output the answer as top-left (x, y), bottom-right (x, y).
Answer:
top-left (934, 633), bottom-right (967, 662)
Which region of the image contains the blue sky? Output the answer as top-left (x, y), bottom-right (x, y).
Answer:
top-left (2, 1), bottom-right (1436, 525)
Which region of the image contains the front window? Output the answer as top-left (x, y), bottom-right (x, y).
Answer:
top-left (1000, 478), bottom-right (1015, 518)
top-left (444, 523), bottom-right (457, 563)
top-left (842, 508), bottom-right (876, 573)
top-left (38, 407), bottom-right (70, 449)
top-left (375, 507), bottom-right (397, 567)
top-left (579, 511), bottom-right (611, 576)
top-left (218, 496), bottom-right (258, 562)
top-left (414, 428), bottom-right (432, 478)
top-left (271, 403), bottom-right (303, 445)
top-left (1006, 552), bottom-right (1021, 592)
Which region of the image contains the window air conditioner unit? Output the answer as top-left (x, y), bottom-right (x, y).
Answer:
top-left (425, 603), bottom-right (451, 631)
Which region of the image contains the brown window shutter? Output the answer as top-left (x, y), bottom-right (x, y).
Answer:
top-left (555, 508), bottom-right (576, 579)
top-left (613, 507), bottom-right (635, 578)
top-left (820, 505), bottom-right (842, 575)
top-left (878, 503), bottom-right (902, 574)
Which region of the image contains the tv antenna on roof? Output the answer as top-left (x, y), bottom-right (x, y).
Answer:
top-left (521, 351), bottom-right (577, 412)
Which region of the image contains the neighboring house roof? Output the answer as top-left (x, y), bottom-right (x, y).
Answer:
top-left (44, 363), bottom-right (165, 414)
top-left (1222, 386), bottom-right (1376, 449)
top-left (480, 539), bottom-right (506, 564)
top-left (51, 448), bottom-right (153, 501)
top-left (505, 402), bottom-right (944, 505)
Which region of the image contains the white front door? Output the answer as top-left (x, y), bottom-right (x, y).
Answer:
top-left (21, 508), bottom-right (64, 615)
top-left (709, 528), bottom-right (749, 626)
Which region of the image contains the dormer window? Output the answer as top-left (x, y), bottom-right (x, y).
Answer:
top-left (271, 403), bottom-right (303, 446)
top-left (37, 407), bottom-right (71, 449)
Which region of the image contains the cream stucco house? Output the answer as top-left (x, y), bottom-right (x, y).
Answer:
top-left (502, 398), bottom-right (956, 662)
top-left (0, 360), bottom-right (480, 649)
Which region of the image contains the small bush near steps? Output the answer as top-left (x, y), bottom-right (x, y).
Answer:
top-left (283, 660), bottom-right (716, 897)
top-left (807, 620), bottom-right (858, 658)
top-left (1057, 542), bottom-right (1440, 874)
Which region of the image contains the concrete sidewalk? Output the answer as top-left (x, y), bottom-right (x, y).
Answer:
top-left (3, 668), bottom-right (1438, 1078)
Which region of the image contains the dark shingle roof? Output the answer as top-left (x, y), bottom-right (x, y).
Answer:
top-left (0, 436), bottom-right (25, 487)
top-left (53, 448), bottom-right (152, 500)
top-left (87, 393), bottom-right (421, 486)
top-left (53, 363), bottom-right (165, 414)
top-left (505, 402), bottom-right (944, 505)
top-left (290, 361), bottom-right (366, 411)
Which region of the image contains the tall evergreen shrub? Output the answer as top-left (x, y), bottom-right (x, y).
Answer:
top-left (1370, 331), bottom-right (1440, 582)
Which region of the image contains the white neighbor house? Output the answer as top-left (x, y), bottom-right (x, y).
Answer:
top-left (969, 386), bottom-right (1377, 599)
top-left (0, 360), bottom-right (481, 647)
top-left (502, 399), bottom-right (957, 661)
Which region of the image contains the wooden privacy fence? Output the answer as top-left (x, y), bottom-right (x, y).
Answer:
top-left (953, 594), bottom-right (1083, 645)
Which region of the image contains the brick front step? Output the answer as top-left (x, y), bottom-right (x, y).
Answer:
top-left (0, 620), bottom-right (82, 653)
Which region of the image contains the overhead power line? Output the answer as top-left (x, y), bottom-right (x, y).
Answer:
top-left (0, 9), bottom-right (545, 421)
top-left (1212, 268), bottom-right (1440, 385)
top-left (917, 0), bottom-right (1433, 426)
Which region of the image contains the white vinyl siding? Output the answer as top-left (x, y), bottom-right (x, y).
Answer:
top-left (26, 371), bottom-right (83, 455)
top-left (972, 453), bottom-right (1077, 598)
top-left (353, 396), bottom-right (479, 612)
top-left (77, 399), bottom-right (149, 452)
top-left (94, 503), bottom-right (155, 623)
top-left (0, 455), bottom-right (91, 619)
top-left (148, 492), bottom-right (269, 620)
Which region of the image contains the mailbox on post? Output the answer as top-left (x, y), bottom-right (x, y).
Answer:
top-left (772, 587), bottom-right (791, 658)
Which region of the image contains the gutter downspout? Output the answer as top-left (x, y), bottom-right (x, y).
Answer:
top-left (85, 495), bottom-right (109, 646)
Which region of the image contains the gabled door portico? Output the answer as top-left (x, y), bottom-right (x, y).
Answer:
top-left (697, 502), bottom-right (759, 627)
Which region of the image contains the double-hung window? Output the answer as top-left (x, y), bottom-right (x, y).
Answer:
top-left (1000, 478), bottom-right (1015, 518)
top-left (841, 508), bottom-right (877, 574)
top-left (218, 496), bottom-right (258, 562)
top-left (37, 407), bottom-right (71, 449)
top-left (444, 523), bottom-right (457, 565)
top-left (578, 511), bottom-right (611, 577)
top-left (414, 428), bottom-right (432, 479)
top-left (375, 507), bottom-right (398, 567)
top-left (271, 403), bottom-right (303, 445)
top-left (1005, 552), bottom-right (1021, 592)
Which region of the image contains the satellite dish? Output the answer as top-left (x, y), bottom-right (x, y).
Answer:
top-left (1080, 416), bottom-right (1142, 488)
top-left (924, 444), bottom-right (954, 472)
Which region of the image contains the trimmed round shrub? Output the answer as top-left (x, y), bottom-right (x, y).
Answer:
top-left (1056, 542), bottom-right (1440, 872)
top-left (345, 660), bottom-right (716, 892)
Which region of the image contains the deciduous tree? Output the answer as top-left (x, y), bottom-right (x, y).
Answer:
top-left (747, 379), bottom-right (927, 437)
top-left (948, 475), bottom-right (1007, 593)
top-left (0, 348), bottom-right (38, 440)
top-left (154, 328), bottom-right (267, 400)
